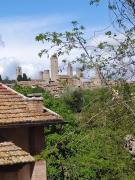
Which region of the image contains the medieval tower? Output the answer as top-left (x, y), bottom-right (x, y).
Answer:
top-left (50, 54), bottom-right (59, 82)
top-left (76, 67), bottom-right (82, 79)
top-left (93, 70), bottom-right (103, 86)
top-left (39, 71), bottom-right (43, 80)
top-left (43, 70), bottom-right (50, 83)
top-left (16, 66), bottom-right (22, 80)
top-left (67, 63), bottom-right (73, 78)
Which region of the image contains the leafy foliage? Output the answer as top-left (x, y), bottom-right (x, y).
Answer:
top-left (14, 85), bottom-right (44, 96)
top-left (34, 1), bottom-right (135, 178)
top-left (0, 75), bottom-right (2, 82)
top-left (14, 85), bottom-right (135, 179)
top-left (89, 0), bottom-right (135, 29)
top-left (17, 75), bottom-right (23, 81)
top-left (63, 88), bottom-right (84, 113)
top-left (22, 73), bottom-right (28, 81)
top-left (43, 86), bottom-right (135, 180)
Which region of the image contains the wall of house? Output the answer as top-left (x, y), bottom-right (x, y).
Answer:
top-left (0, 126), bottom-right (44, 154)
top-left (18, 164), bottom-right (31, 180)
top-left (0, 127), bottom-right (30, 152)
top-left (29, 126), bottom-right (44, 155)
top-left (0, 164), bottom-right (32, 180)
top-left (0, 171), bottom-right (18, 180)
top-left (0, 126), bottom-right (46, 180)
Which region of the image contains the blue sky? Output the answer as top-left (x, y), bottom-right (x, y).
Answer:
top-left (0, 0), bottom-right (110, 26)
top-left (0, 0), bottom-right (111, 79)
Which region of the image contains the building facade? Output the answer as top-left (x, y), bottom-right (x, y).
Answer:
top-left (0, 83), bottom-right (63, 180)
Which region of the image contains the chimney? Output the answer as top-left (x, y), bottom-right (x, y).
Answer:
top-left (26, 97), bottom-right (44, 112)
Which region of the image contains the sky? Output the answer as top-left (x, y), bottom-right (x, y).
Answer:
top-left (0, 0), bottom-right (111, 79)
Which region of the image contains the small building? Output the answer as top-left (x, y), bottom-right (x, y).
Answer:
top-left (0, 83), bottom-right (63, 180)
top-left (56, 75), bottom-right (73, 86)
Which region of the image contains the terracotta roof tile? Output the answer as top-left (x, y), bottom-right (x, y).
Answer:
top-left (0, 142), bottom-right (34, 166)
top-left (0, 84), bottom-right (63, 127)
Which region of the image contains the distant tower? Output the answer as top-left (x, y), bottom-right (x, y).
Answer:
top-left (67, 63), bottom-right (73, 78)
top-left (50, 54), bottom-right (59, 82)
top-left (16, 66), bottom-right (22, 80)
top-left (43, 70), bottom-right (50, 83)
top-left (39, 71), bottom-right (43, 80)
top-left (93, 69), bottom-right (103, 86)
top-left (76, 67), bottom-right (82, 79)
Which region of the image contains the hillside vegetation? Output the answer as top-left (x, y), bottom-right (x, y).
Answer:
top-left (14, 85), bottom-right (135, 180)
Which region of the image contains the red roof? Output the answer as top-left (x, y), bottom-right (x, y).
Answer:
top-left (0, 84), bottom-right (63, 127)
top-left (0, 142), bottom-right (35, 166)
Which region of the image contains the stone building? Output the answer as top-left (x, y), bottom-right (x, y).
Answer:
top-left (76, 67), bottom-right (82, 79)
top-left (43, 70), bottom-right (50, 83)
top-left (39, 70), bottom-right (50, 83)
top-left (50, 54), bottom-right (59, 82)
top-left (67, 63), bottom-right (73, 78)
top-left (0, 83), bottom-right (63, 180)
top-left (39, 71), bottom-right (43, 80)
top-left (90, 70), bottom-right (103, 87)
top-left (16, 55), bottom-right (107, 95)
top-left (16, 67), bottom-right (22, 80)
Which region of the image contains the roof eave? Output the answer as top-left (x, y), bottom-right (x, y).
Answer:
top-left (0, 119), bottom-right (64, 128)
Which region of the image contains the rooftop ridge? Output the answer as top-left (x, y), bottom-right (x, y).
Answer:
top-left (1, 83), bottom-right (28, 100)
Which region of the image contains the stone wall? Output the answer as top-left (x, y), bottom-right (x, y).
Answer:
top-left (31, 161), bottom-right (47, 180)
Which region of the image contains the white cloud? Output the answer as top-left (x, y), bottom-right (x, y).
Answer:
top-left (0, 14), bottom-right (116, 80)
top-left (0, 15), bottom-right (73, 79)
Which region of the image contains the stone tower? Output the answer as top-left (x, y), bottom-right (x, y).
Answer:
top-left (76, 67), bottom-right (82, 79)
top-left (67, 62), bottom-right (73, 78)
top-left (93, 70), bottom-right (103, 86)
top-left (50, 54), bottom-right (59, 82)
top-left (39, 71), bottom-right (43, 80)
top-left (16, 66), bottom-right (22, 80)
top-left (43, 70), bottom-right (50, 83)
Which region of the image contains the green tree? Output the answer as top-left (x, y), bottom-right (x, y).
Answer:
top-left (17, 75), bottom-right (23, 81)
top-left (34, 1), bottom-right (135, 179)
top-left (36, 21), bottom-right (105, 85)
top-left (63, 89), bottom-right (84, 113)
top-left (22, 73), bottom-right (28, 81)
top-left (14, 85), bottom-right (135, 179)
top-left (89, 0), bottom-right (135, 29)
top-left (0, 75), bottom-right (2, 82)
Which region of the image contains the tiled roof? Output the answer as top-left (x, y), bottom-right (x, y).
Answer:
top-left (0, 142), bottom-right (34, 166)
top-left (0, 84), bottom-right (63, 127)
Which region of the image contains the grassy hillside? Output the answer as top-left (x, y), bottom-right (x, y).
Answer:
top-left (14, 85), bottom-right (135, 180)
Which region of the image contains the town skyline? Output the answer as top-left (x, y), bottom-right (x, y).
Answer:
top-left (0, 0), bottom-right (111, 79)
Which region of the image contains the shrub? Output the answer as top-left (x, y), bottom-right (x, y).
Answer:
top-left (63, 88), bottom-right (84, 113)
